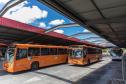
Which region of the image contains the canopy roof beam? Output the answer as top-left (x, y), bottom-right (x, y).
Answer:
top-left (68, 32), bottom-right (93, 38)
top-left (91, 40), bottom-right (108, 43)
top-left (44, 23), bottom-right (80, 33)
top-left (81, 37), bottom-right (101, 40)
top-left (90, 0), bottom-right (120, 41)
top-left (86, 17), bottom-right (126, 25)
top-left (0, 0), bottom-right (25, 16)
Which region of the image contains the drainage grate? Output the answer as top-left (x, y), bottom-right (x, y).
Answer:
top-left (110, 79), bottom-right (126, 84)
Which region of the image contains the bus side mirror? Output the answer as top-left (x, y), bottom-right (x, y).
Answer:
top-left (28, 56), bottom-right (32, 60)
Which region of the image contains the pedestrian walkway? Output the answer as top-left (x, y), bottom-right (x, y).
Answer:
top-left (75, 59), bottom-right (126, 84)
top-left (0, 57), bottom-right (125, 84)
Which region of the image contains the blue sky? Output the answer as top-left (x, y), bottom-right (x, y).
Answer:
top-left (27, 0), bottom-right (85, 36)
top-left (0, 0), bottom-right (86, 36)
top-left (0, 3), bottom-right (4, 10)
top-left (27, 0), bottom-right (72, 28)
top-left (0, 0), bottom-right (115, 46)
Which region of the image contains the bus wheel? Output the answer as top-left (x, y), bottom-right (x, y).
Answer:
top-left (31, 62), bottom-right (39, 70)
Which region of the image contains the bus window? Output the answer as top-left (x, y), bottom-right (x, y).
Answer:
top-left (58, 48), bottom-right (62, 54)
top-left (97, 49), bottom-right (102, 54)
top-left (69, 49), bottom-right (72, 56)
top-left (16, 49), bottom-right (27, 60)
top-left (64, 49), bottom-right (68, 54)
top-left (41, 48), bottom-right (49, 55)
top-left (87, 48), bottom-right (97, 54)
top-left (6, 47), bottom-right (15, 62)
top-left (58, 48), bottom-right (67, 54)
top-left (28, 48), bottom-right (40, 56)
top-left (49, 48), bottom-right (57, 55)
top-left (72, 49), bottom-right (83, 58)
top-left (110, 48), bottom-right (123, 57)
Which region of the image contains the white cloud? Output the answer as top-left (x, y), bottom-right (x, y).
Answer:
top-left (0, 0), bottom-right (10, 4)
top-left (3, 1), bottom-right (48, 24)
top-left (49, 19), bottom-right (65, 26)
top-left (83, 29), bottom-right (90, 32)
top-left (54, 29), bottom-right (64, 34)
top-left (39, 22), bottom-right (46, 28)
top-left (41, 11), bottom-right (48, 18)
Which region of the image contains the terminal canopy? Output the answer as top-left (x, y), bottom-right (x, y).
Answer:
top-left (39, 0), bottom-right (126, 47)
top-left (0, 0), bottom-right (120, 48)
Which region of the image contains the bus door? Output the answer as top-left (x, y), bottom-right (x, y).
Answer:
top-left (87, 48), bottom-right (96, 62)
top-left (92, 48), bottom-right (98, 61)
top-left (82, 48), bottom-right (87, 61)
top-left (14, 48), bottom-right (30, 71)
top-left (96, 49), bottom-right (102, 60)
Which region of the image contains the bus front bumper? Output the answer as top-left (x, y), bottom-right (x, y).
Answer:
top-left (3, 62), bottom-right (14, 73)
top-left (111, 56), bottom-right (122, 61)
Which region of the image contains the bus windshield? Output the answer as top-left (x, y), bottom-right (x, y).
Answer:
top-left (5, 47), bottom-right (15, 62)
top-left (110, 49), bottom-right (123, 57)
top-left (71, 49), bottom-right (83, 58)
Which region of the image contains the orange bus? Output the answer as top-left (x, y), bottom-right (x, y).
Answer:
top-left (68, 45), bottom-right (102, 65)
top-left (3, 44), bottom-right (68, 73)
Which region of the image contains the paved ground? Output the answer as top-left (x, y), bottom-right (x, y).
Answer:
top-left (0, 60), bottom-right (3, 70)
top-left (0, 57), bottom-right (123, 84)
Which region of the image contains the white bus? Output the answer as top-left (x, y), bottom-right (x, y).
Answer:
top-left (109, 48), bottom-right (123, 61)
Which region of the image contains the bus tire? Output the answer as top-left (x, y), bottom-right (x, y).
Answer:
top-left (31, 62), bottom-right (39, 70)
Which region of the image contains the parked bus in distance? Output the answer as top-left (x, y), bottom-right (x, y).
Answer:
top-left (3, 44), bottom-right (68, 73)
top-left (68, 45), bottom-right (102, 65)
top-left (109, 48), bottom-right (123, 61)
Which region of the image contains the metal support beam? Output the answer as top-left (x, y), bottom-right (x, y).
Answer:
top-left (0, 0), bottom-right (25, 16)
top-left (90, 0), bottom-right (120, 42)
top-left (86, 17), bottom-right (126, 25)
top-left (20, 34), bottom-right (41, 43)
top-left (68, 32), bottom-right (93, 38)
top-left (45, 23), bottom-right (80, 33)
top-left (39, 0), bottom-right (119, 46)
top-left (87, 39), bottom-right (107, 43)
top-left (91, 40), bottom-right (107, 43)
top-left (81, 37), bottom-right (100, 40)
top-left (97, 42), bottom-right (112, 45)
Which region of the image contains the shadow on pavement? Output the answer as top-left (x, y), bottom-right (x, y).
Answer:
top-left (0, 61), bottom-right (9, 76)
top-left (0, 70), bottom-right (8, 76)
top-left (74, 61), bottom-right (121, 84)
top-left (0, 59), bottom-right (122, 84)
top-left (12, 63), bottom-right (67, 75)
top-left (69, 60), bottom-right (103, 68)
top-left (34, 71), bottom-right (74, 84)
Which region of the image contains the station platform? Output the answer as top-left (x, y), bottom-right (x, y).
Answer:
top-left (0, 57), bottom-right (125, 84)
